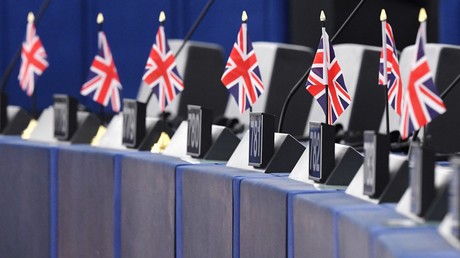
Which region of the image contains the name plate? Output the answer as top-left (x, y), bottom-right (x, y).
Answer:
top-left (409, 142), bottom-right (435, 216)
top-left (248, 112), bottom-right (275, 168)
top-left (122, 99), bottom-right (146, 148)
top-left (186, 105), bottom-right (212, 158)
top-left (363, 131), bottom-right (389, 198)
top-left (450, 156), bottom-right (460, 239)
top-left (53, 94), bottom-right (77, 141)
top-left (0, 93), bottom-right (7, 132)
top-left (308, 122), bottom-right (335, 183)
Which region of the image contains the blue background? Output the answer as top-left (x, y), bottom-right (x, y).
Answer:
top-left (0, 0), bottom-right (287, 115)
top-left (1, 0), bottom-right (459, 115)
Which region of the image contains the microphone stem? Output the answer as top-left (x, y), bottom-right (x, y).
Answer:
top-left (440, 72), bottom-right (460, 99)
top-left (277, 0), bottom-right (367, 132)
top-left (175, 0), bottom-right (215, 58)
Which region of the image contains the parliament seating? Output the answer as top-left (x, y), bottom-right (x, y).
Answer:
top-left (3, 1), bottom-right (460, 257)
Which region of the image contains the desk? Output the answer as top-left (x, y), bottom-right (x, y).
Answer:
top-left (375, 228), bottom-right (460, 258)
top-left (239, 177), bottom-right (336, 258)
top-left (0, 136), bottom-right (459, 258)
top-left (57, 145), bottom-right (125, 258)
top-left (175, 164), bottom-right (274, 258)
top-left (121, 153), bottom-right (190, 258)
top-left (0, 138), bottom-right (57, 258)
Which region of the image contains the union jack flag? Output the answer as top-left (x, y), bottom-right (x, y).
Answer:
top-left (400, 23), bottom-right (446, 139)
top-left (306, 32), bottom-right (351, 124)
top-left (18, 21), bottom-right (48, 97)
top-left (379, 22), bottom-right (403, 116)
top-left (142, 25), bottom-right (183, 112)
top-left (81, 31), bottom-right (122, 112)
top-left (221, 23), bottom-right (264, 113)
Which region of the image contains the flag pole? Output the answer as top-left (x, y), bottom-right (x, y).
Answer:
top-left (410, 8), bottom-right (428, 145)
top-left (26, 12), bottom-right (38, 119)
top-left (97, 13), bottom-right (105, 124)
top-left (410, 8), bottom-right (457, 145)
top-left (242, 11), bottom-right (252, 114)
top-left (145, 11), bottom-right (166, 108)
top-left (321, 11), bottom-right (329, 125)
top-left (419, 8), bottom-right (428, 145)
top-left (380, 9), bottom-right (390, 136)
top-left (277, 0), bottom-right (367, 132)
top-left (159, 11), bottom-right (167, 130)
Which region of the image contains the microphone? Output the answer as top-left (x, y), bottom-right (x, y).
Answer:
top-left (0, 0), bottom-right (53, 93)
top-left (277, 0), bottom-right (368, 133)
top-left (145, 0), bottom-right (216, 105)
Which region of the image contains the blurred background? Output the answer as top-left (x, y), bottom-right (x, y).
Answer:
top-left (0, 0), bottom-right (458, 115)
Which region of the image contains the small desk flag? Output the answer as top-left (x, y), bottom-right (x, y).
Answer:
top-left (379, 22), bottom-right (403, 116)
top-left (81, 31), bottom-right (123, 112)
top-left (306, 32), bottom-right (351, 124)
top-left (221, 23), bottom-right (264, 113)
top-left (18, 21), bottom-right (48, 97)
top-left (142, 25), bottom-right (184, 112)
top-left (400, 23), bottom-right (446, 139)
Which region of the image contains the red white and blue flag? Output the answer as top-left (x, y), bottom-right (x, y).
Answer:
top-left (379, 22), bottom-right (403, 116)
top-left (81, 31), bottom-right (122, 112)
top-left (400, 23), bottom-right (446, 139)
top-left (142, 25), bottom-right (183, 112)
top-left (18, 22), bottom-right (48, 97)
top-left (221, 23), bottom-right (264, 113)
top-left (306, 32), bottom-right (351, 124)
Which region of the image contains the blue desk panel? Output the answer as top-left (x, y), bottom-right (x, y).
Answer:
top-left (0, 138), bottom-right (57, 258)
top-left (291, 192), bottom-right (375, 258)
top-left (337, 207), bottom-right (433, 258)
top-left (57, 145), bottom-right (125, 258)
top-left (1, 136), bottom-right (459, 258)
top-left (176, 164), bottom-right (274, 258)
top-left (375, 228), bottom-right (460, 258)
top-left (121, 153), bottom-right (190, 258)
top-left (239, 177), bottom-right (335, 258)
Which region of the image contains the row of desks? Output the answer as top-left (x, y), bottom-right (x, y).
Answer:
top-left (0, 136), bottom-right (459, 258)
